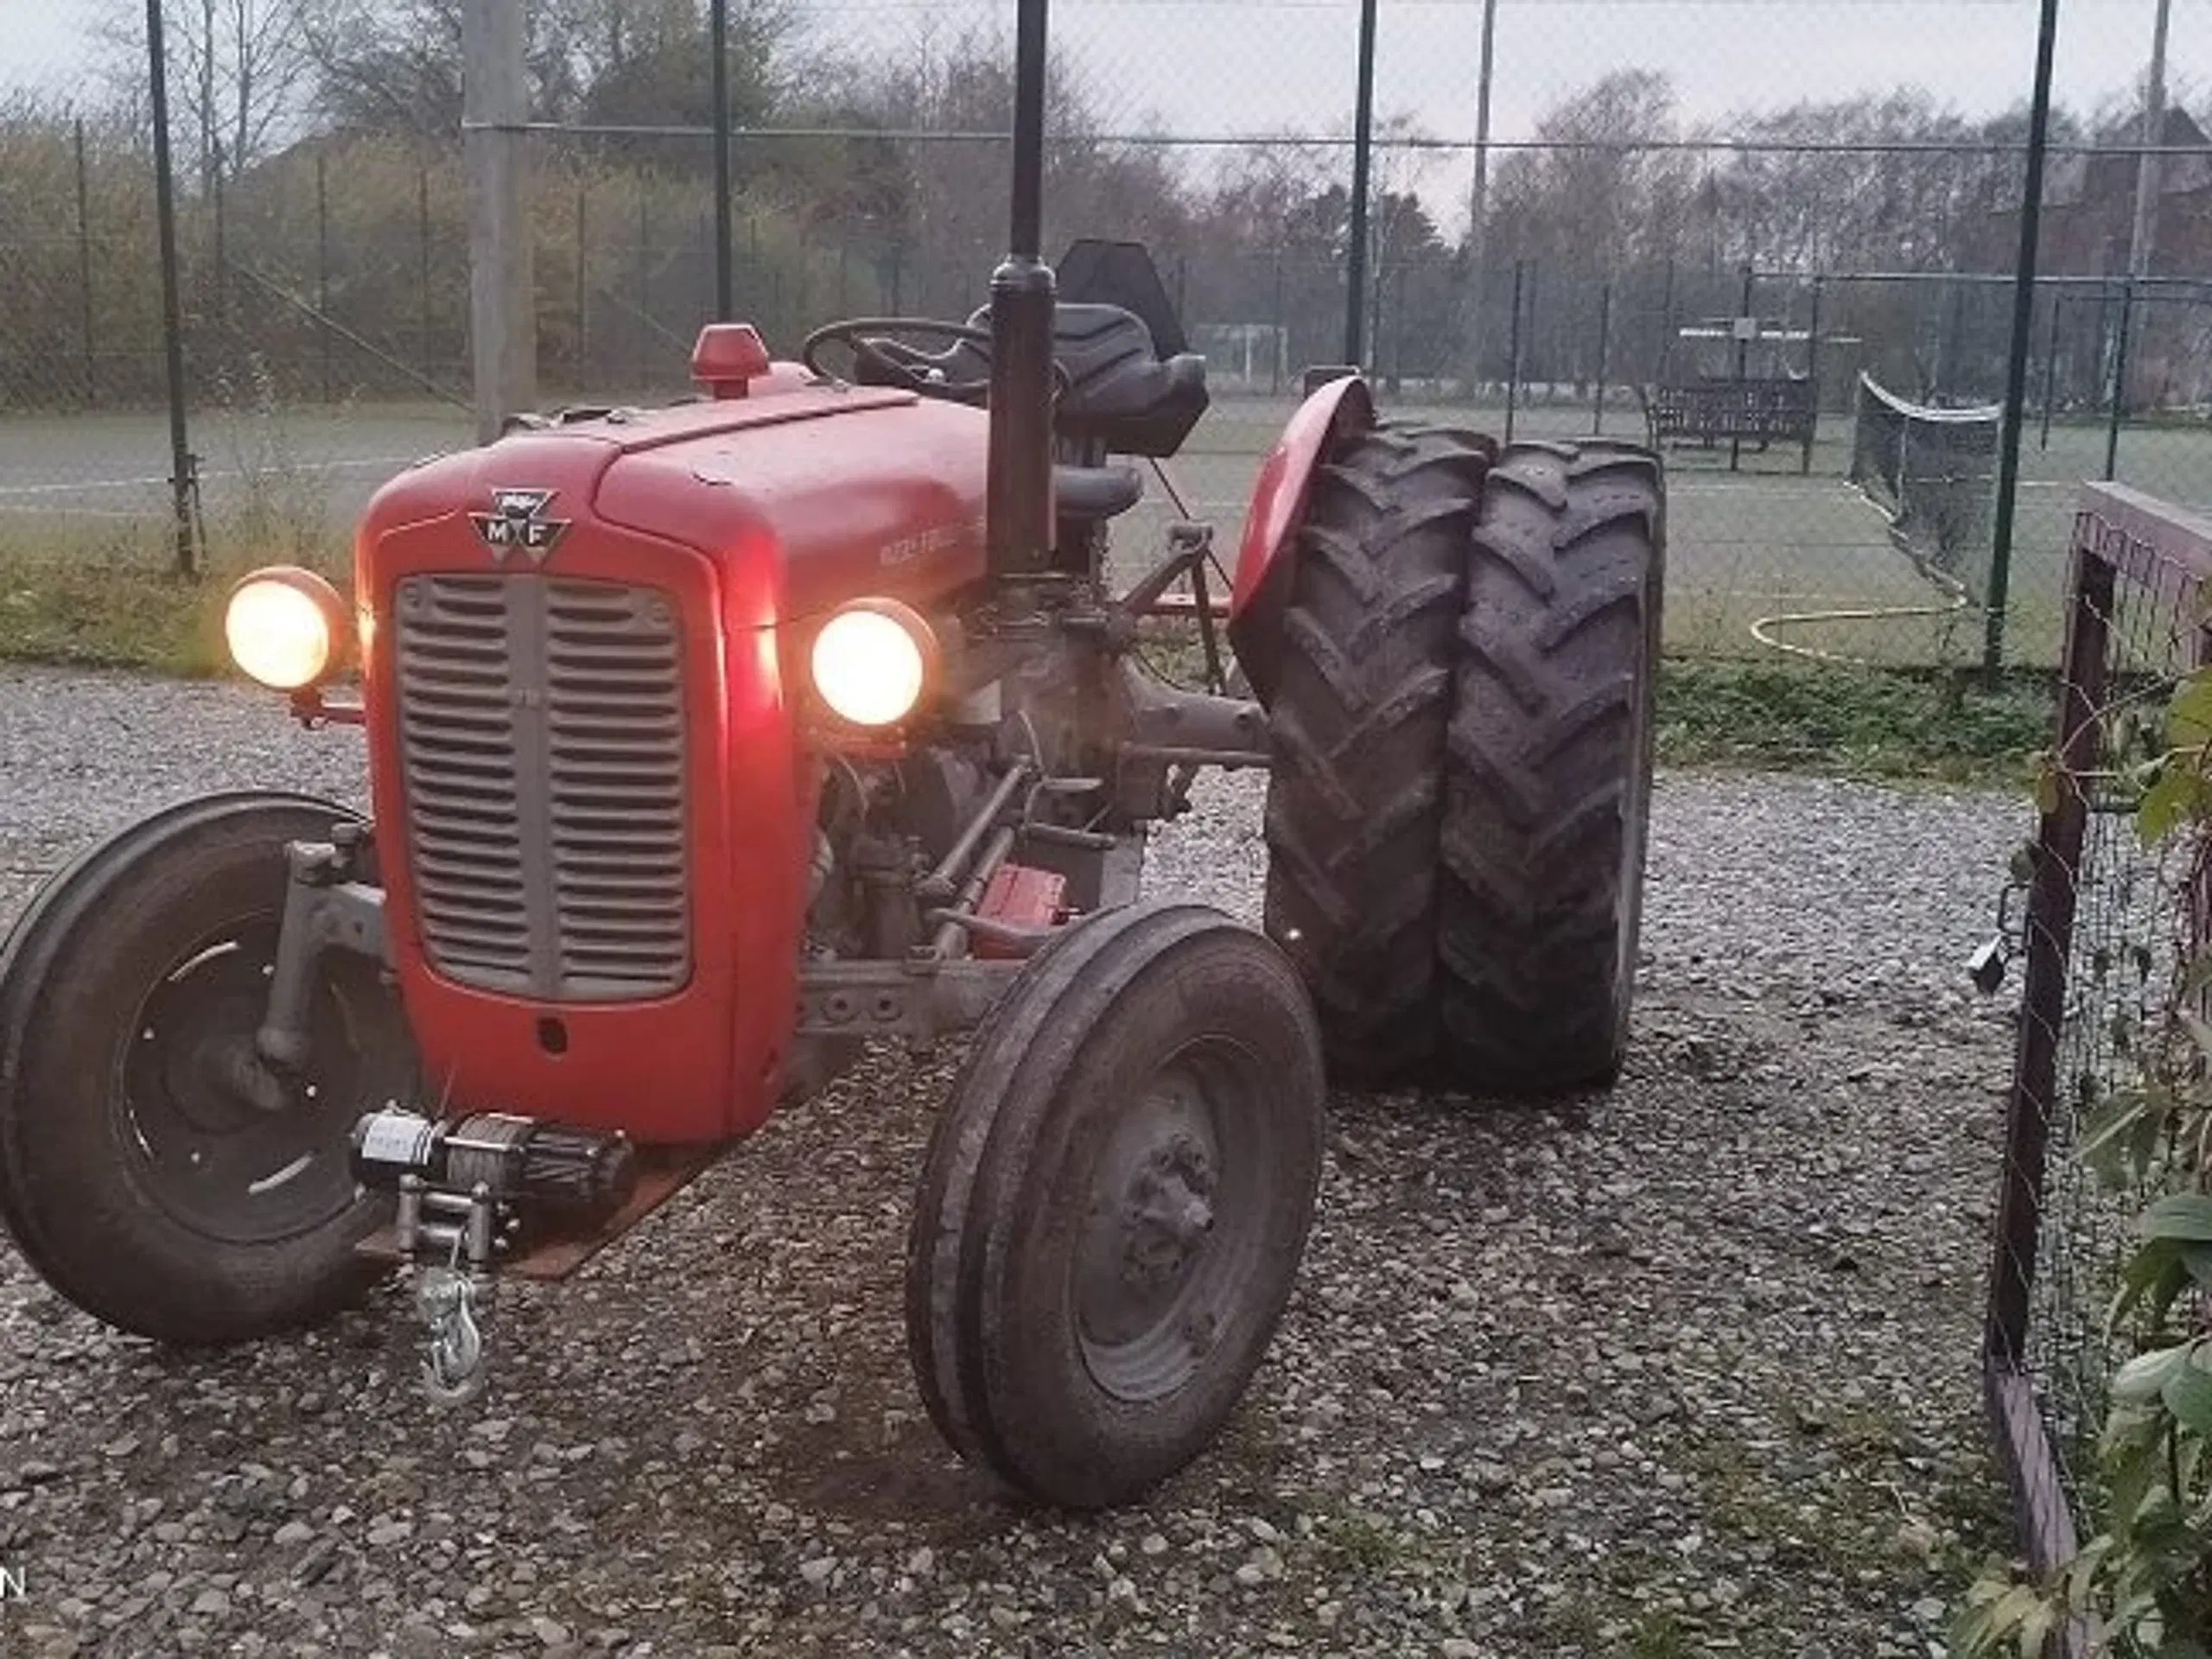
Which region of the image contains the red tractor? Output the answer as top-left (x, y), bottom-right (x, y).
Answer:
top-left (0, 10), bottom-right (1662, 1512)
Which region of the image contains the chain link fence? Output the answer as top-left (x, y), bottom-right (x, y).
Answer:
top-left (1, 0), bottom-right (2209, 670)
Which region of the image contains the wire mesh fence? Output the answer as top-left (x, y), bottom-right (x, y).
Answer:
top-left (1984, 480), bottom-right (2212, 1649)
top-left (0, 0), bottom-right (2209, 669)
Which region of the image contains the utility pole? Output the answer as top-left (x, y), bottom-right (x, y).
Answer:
top-left (464, 0), bottom-right (535, 442)
top-left (2126, 0), bottom-right (2171, 283)
top-left (1464, 0), bottom-right (1499, 397)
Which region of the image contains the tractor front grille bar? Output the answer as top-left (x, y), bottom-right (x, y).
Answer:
top-left (392, 573), bottom-right (691, 1002)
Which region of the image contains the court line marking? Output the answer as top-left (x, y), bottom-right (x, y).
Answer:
top-left (0, 452), bottom-right (446, 500)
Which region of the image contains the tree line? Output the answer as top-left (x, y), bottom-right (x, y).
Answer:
top-left (0, 0), bottom-right (2203, 411)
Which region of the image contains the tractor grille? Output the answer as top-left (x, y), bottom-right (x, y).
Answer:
top-left (392, 573), bottom-right (690, 1001)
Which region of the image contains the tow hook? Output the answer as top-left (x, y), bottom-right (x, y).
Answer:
top-left (415, 1252), bottom-right (488, 1406)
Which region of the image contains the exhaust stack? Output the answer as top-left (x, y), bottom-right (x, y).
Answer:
top-left (984, 0), bottom-right (1058, 582)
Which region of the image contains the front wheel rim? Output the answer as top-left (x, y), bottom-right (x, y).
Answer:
top-left (1072, 1039), bottom-right (1273, 1404)
top-left (117, 918), bottom-right (374, 1246)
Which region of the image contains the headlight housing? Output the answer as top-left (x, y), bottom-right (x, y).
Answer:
top-left (224, 566), bottom-right (350, 692)
top-left (808, 598), bottom-right (939, 728)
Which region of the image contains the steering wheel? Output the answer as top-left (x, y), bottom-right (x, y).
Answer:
top-left (801, 317), bottom-right (1071, 404)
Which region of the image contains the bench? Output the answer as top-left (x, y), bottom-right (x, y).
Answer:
top-left (1642, 377), bottom-right (1818, 472)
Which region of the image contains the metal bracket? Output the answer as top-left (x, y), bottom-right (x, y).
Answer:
top-left (256, 838), bottom-right (392, 1071)
top-left (795, 958), bottom-right (1020, 1041)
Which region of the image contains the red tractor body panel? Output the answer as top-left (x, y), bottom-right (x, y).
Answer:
top-left (1224, 374), bottom-right (1373, 705)
top-left (353, 369), bottom-right (991, 1145)
top-left (1228, 374), bottom-right (1374, 619)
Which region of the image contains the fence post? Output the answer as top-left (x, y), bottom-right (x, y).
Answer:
top-left (1270, 254), bottom-right (1286, 395)
top-left (637, 189), bottom-right (652, 388)
top-left (318, 153), bottom-right (333, 404)
top-left (1504, 258), bottom-right (1524, 444)
top-left (711, 0), bottom-right (734, 321)
top-left (1730, 261), bottom-right (1754, 473)
top-left (2039, 289), bottom-right (2062, 452)
top-left (1657, 256), bottom-right (1677, 384)
top-left (419, 166), bottom-right (435, 385)
top-left (74, 117), bottom-right (97, 407)
top-left (1591, 278), bottom-right (1611, 435)
top-left (1802, 276), bottom-right (1823, 474)
top-left (1342, 0), bottom-right (1378, 365)
top-left (144, 0), bottom-right (198, 576)
top-left (575, 182), bottom-right (590, 390)
top-left (2103, 276), bottom-right (2135, 481)
top-left (1983, 0), bottom-right (2064, 683)
top-left (1986, 537), bottom-right (2109, 1371)
top-left (464, 0), bottom-right (536, 442)
top-left (1389, 263), bottom-right (1408, 392)
top-left (1463, 0), bottom-right (1498, 403)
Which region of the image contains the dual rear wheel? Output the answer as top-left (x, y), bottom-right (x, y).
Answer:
top-left (1261, 429), bottom-right (1666, 1094)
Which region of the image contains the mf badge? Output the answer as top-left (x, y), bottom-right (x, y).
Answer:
top-left (471, 488), bottom-right (570, 563)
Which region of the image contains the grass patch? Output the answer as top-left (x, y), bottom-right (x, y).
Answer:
top-left (1315, 1512), bottom-right (1405, 1572)
top-left (0, 527), bottom-right (351, 677)
top-left (1, 372), bottom-right (356, 675)
top-left (1656, 658), bottom-right (2055, 785)
top-left (0, 547), bottom-right (2056, 793)
top-left (0, 542), bottom-right (229, 676)
top-left (1629, 1610), bottom-right (1698, 1658)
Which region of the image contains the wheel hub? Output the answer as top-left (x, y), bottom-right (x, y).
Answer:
top-left (1073, 1056), bottom-right (1262, 1404)
top-left (1122, 1137), bottom-right (1215, 1286)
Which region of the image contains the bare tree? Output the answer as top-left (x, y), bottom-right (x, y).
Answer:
top-left (93, 0), bottom-right (314, 188)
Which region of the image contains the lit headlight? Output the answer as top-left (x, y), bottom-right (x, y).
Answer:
top-left (225, 567), bottom-right (349, 692)
top-left (809, 598), bottom-right (938, 728)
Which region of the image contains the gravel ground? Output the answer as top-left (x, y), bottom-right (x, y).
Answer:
top-left (0, 663), bottom-right (2030, 1658)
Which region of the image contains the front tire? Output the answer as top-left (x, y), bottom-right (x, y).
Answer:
top-left (0, 793), bottom-right (416, 1344)
top-left (906, 901), bottom-right (1324, 1510)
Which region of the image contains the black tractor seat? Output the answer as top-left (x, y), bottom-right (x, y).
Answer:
top-left (854, 302), bottom-right (1208, 460)
top-left (1054, 462), bottom-right (1144, 522)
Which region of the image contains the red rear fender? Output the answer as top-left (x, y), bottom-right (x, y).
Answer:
top-left (1225, 375), bottom-right (1374, 705)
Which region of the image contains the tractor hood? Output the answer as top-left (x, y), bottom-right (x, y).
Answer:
top-left (358, 375), bottom-right (993, 627)
top-left (346, 369), bottom-right (995, 1147)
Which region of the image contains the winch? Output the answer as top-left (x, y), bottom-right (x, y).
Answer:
top-left (349, 1109), bottom-right (639, 1404)
top-left (349, 1109), bottom-right (639, 1226)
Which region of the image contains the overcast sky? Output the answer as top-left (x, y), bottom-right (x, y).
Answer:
top-left (9, 0), bottom-right (2206, 227)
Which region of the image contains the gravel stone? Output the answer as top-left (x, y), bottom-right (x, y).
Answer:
top-left (0, 666), bottom-right (2028, 1653)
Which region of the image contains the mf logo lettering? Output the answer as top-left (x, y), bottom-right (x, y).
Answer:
top-left (0, 1561), bottom-right (24, 1601)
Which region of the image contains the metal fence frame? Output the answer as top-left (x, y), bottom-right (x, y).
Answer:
top-left (1983, 480), bottom-right (2212, 1657)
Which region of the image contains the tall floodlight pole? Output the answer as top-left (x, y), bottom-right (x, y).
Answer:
top-left (1981, 0), bottom-right (2064, 682)
top-left (1342, 0), bottom-right (1379, 365)
top-left (1465, 0), bottom-right (1499, 397)
top-left (2126, 0), bottom-right (2171, 282)
top-left (712, 0), bottom-right (734, 321)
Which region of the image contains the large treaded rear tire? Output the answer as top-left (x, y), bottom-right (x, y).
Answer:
top-left (1437, 441), bottom-right (1664, 1092)
top-left (1258, 421), bottom-right (1493, 1083)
